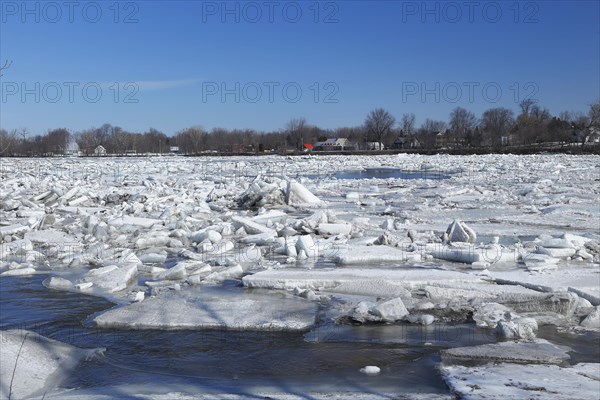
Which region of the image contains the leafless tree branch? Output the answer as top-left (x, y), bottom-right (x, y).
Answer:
top-left (0, 60), bottom-right (13, 76)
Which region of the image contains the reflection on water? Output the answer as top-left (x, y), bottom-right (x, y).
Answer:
top-left (305, 322), bottom-right (497, 347)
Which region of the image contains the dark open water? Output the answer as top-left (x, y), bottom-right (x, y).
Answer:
top-left (1, 274), bottom-right (598, 397)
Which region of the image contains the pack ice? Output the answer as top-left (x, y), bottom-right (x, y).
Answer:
top-left (1, 154), bottom-right (599, 397)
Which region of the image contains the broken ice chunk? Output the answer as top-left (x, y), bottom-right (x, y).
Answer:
top-left (371, 297), bottom-right (409, 322)
top-left (536, 247), bottom-right (576, 259)
top-left (495, 317), bottom-right (538, 340)
top-left (0, 267), bottom-right (36, 276)
top-left (360, 366), bottom-right (381, 375)
top-left (231, 215), bottom-right (277, 236)
top-left (522, 253), bottom-right (559, 272)
top-left (296, 235), bottom-right (317, 258)
top-left (473, 302), bottom-right (513, 328)
top-left (429, 244), bottom-right (482, 264)
top-left (108, 216), bottom-right (163, 228)
top-left (204, 264), bottom-right (244, 283)
top-left (335, 245), bottom-right (411, 264)
top-left (42, 276), bottom-right (74, 291)
top-left (157, 263), bottom-right (187, 281)
top-left (405, 314), bottom-right (435, 325)
top-left (79, 264), bottom-right (137, 293)
top-left (445, 219), bottom-right (476, 243)
top-left (0, 224), bottom-right (30, 236)
top-left (189, 229), bottom-right (222, 244)
top-left (580, 306), bottom-right (600, 329)
top-left (286, 180), bottom-right (322, 205)
top-left (318, 223), bottom-right (352, 237)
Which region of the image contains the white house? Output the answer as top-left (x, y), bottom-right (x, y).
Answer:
top-left (366, 141), bottom-right (385, 150)
top-left (94, 145), bottom-right (107, 156)
top-left (313, 138), bottom-right (356, 151)
top-left (64, 141), bottom-right (80, 156)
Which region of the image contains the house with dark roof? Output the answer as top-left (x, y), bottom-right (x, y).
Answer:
top-left (313, 138), bottom-right (356, 151)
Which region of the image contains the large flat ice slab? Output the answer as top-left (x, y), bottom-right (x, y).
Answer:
top-left (441, 363), bottom-right (600, 400)
top-left (334, 245), bottom-right (414, 264)
top-left (93, 287), bottom-right (317, 331)
top-left (243, 267), bottom-right (484, 292)
top-left (441, 339), bottom-right (571, 365)
top-left (491, 266), bottom-right (600, 305)
top-left (24, 229), bottom-right (79, 245)
top-left (108, 216), bottom-right (163, 228)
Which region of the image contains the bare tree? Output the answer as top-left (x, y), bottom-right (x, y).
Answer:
top-left (0, 60), bottom-right (12, 77)
top-left (421, 118), bottom-right (447, 133)
top-left (285, 117), bottom-right (307, 151)
top-left (111, 127), bottom-right (131, 154)
top-left (45, 128), bottom-right (70, 154)
top-left (584, 100), bottom-right (600, 145)
top-left (177, 126), bottom-right (208, 154)
top-left (519, 99), bottom-right (536, 117)
top-left (588, 100), bottom-right (600, 128)
top-left (94, 124), bottom-right (114, 149)
top-left (481, 108), bottom-right (514, 146)
top-left (416, 119), bottom-right (447, 148)
top-left (76, 130), bottom-right (93, 155)
top-left (335, 126), bottom-right (364, 146)
top-left (515, 102), bottom-right (551, 144)
top-left (449, 107), bottom-right (477, 147)
top-left (559, 111), bottom-right (574, 123)
top-left (547, 115), bottom-right (573, 144)
top-left (530, 105), bottom-right (551, 122)
top-left (143, 128), bottom-right (168, 153)
top-left (364, 108), bottom-right (395, 150)
top-left (401, 113), bottom-right (416, 136)
top-left (0, 129), bottom-right (17, 155)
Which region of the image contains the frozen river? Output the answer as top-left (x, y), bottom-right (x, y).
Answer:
top-left (1, 276), bottom-right (453, 396)
top-left (1, 154), bottom-right (599, 399)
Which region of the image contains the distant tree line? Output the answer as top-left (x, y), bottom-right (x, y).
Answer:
top-left (1, 100), bottom-right (599, 156)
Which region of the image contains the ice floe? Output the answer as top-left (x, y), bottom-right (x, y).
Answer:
top-left (441, 362), bottom-right (600, 400)
top-left (0, 330), bottom-right (104, 400)
top-left (441, 339), bottom-right (572, 365)
top-left (1, 154), bottom-right (599, 397)
top-left (93, 287), bottom-right (317, 331)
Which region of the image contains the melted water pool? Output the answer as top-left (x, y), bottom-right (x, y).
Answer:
top-left (333, 168), bottom-right (451, 180)
top-left (307, 168), bottom-right (451, 181)
top-left (0, 275), bottom-right (453, 395)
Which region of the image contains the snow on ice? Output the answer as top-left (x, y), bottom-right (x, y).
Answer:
top-left (1, 153), bottom-right (599, 398)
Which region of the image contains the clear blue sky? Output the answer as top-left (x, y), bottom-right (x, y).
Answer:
top-left (1, 0), bottom-right (598, 136)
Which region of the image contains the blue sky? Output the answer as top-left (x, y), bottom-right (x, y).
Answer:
top-left (1, 0), bottom-right (598, 135)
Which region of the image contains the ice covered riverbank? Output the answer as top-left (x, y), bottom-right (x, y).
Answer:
top-left (1, 153), bottom-right (599, 398)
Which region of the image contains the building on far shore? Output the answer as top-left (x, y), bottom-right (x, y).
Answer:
top-left (65, 141), bottom-right (80, 156)
top-left (313, 138), bottom-right (356, 151)
top-left (94, 145), bottom-right (107, 156)
top-left (365, 141), bottom-right (385, 150)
